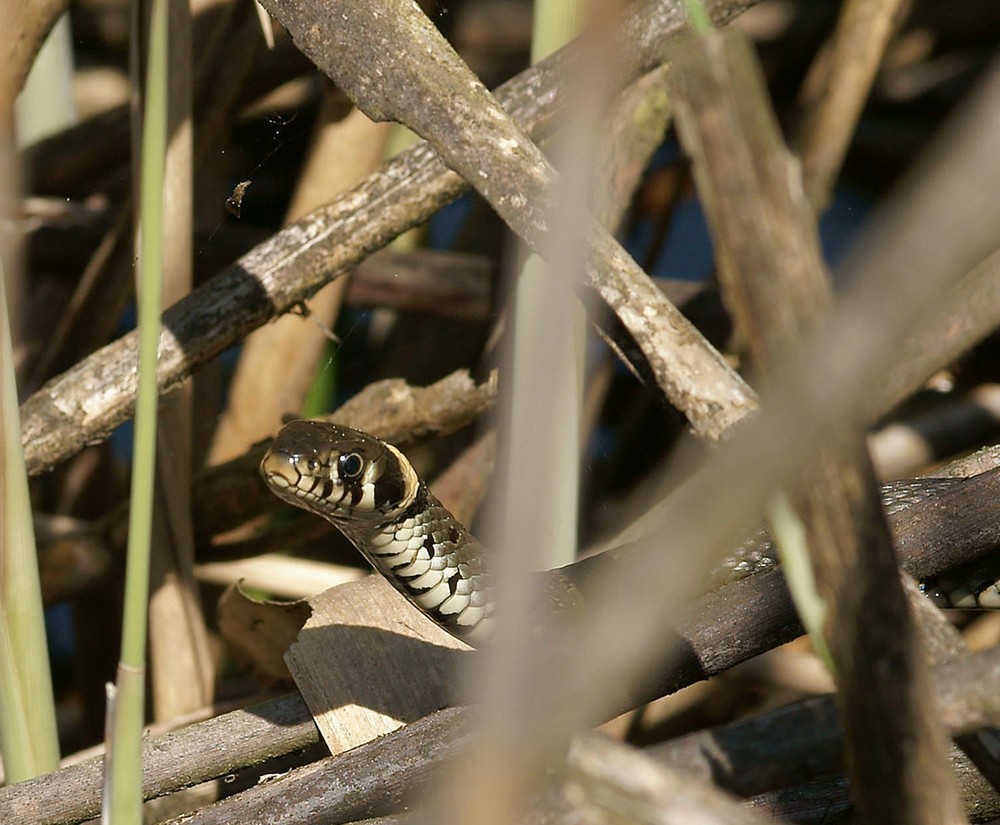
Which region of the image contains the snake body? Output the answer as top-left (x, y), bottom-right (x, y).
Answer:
top-left (713, 476), bottom-right (1000, 610)
top-left (261, 421), bottom-right (1000, 644)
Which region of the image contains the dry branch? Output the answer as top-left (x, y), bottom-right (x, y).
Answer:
top-left (740, 762), bottom-right (997, 825)
top-left (128, 649), bottom-right (1000, 824)
top-left (649, 646), bottom-right (1000, 803)
top-left (795, 0), bottom-right (907, 211)
top-left (165, 646), bottom-right (1000, 825)
top-left (7, 455), bottom-right (1000, 824)
top-left (0, 693), bottom-right (318, 825)
top-left (256, 0), bottom-right (756, 441)
top-left (565, 58), bottom-right (1000, 785)
top-left (161, 706), bottom-right (471, 825)
top-left (346, 250), bottom-right (493, 321)
top-left (18, 0), bottom-right (764, 476)
top-left (668, 27), bottom-right (965, 823)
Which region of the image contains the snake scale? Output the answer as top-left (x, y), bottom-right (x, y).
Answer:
top-left (261, 420), bottom-right (1000, 645)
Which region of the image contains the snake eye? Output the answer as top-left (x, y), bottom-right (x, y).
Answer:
top-left (338, 452), bottom-right (364, 480)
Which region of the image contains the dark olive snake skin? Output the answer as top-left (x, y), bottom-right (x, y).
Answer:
top-left (261, 422), bottom-right (1000, 645)
top-left (714, 476), bottom-right (1000, 610)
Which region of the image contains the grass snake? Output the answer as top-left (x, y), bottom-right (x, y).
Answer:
top-left (261, 420), bottom-right (1000, 645)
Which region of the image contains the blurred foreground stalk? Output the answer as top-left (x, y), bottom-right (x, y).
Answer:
top-left (0, 266), bottom-right (60, 782)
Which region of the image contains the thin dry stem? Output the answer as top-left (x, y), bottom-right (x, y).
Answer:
top-left (795, 0), bottom-right (908, 212)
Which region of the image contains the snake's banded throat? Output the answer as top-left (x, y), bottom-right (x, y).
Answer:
top-left (261, 420), bottom-right (419, 526)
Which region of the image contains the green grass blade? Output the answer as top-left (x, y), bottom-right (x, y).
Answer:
top-left (531, 0), bottom-right (582, 63)
top-left (682, 0), bottom-right (712, 34)
top-left (768, 492), bottom-right (834, 672)
top-left (505, 0), bottom-right (586, 571)
top-left (102, 0), bottom-right (169, 818)
top-left (0, 269), bottom-right (60, 782)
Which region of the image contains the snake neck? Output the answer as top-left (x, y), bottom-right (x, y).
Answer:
top-left (338, 482), bottom-right (495, 644)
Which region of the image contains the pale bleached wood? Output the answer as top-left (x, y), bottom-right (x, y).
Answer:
top-left (285, 576), bottom-right (471, 754)
top-left (197, 555), bottom-right (363, 600)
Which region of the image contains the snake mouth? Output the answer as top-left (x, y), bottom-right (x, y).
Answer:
top-left (259, 449), bottom-right (297, 489)
top-left (259, 447), bottom-right (340, 515)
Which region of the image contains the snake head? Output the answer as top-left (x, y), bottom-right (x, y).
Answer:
top-left (260, 420), bottom-right (418, 524)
